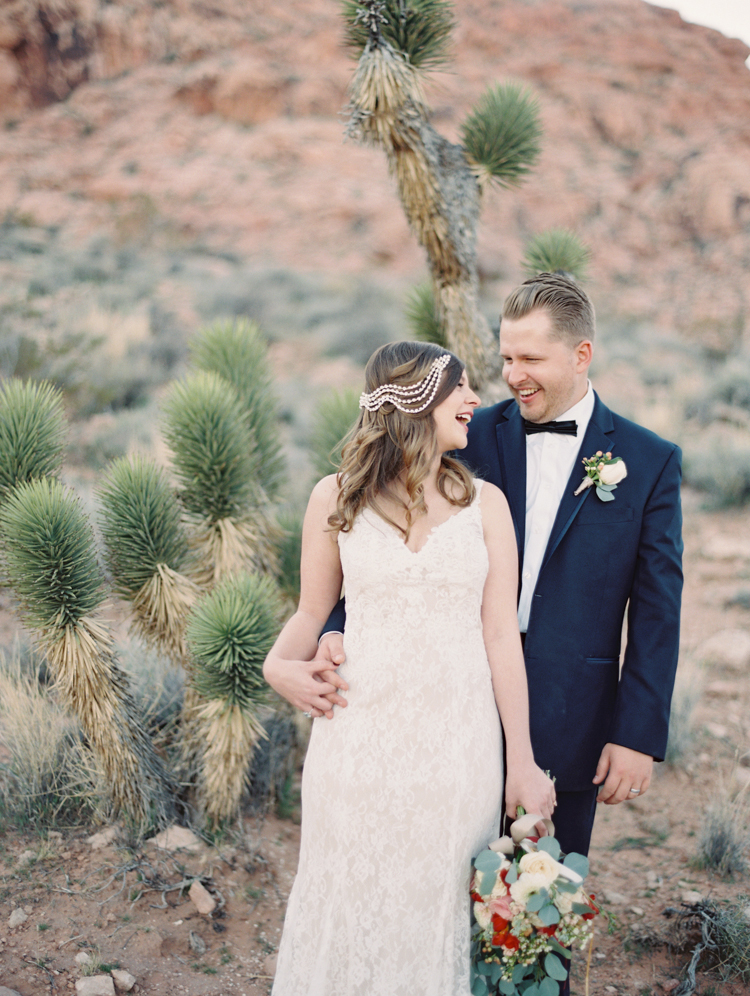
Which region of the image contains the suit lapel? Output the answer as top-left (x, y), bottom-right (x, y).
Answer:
top-left (495, 406), bottom-right (527, 564)
top-left (540, 395), bottom-right (616, 571)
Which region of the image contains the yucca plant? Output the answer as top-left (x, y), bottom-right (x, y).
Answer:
top-left (275, 508), bottom-right (304, 607)
top-left (97, 456), bottom-right (199, 665)
top-left (522, 228), bottom-right (592, 281)
top-left (343, 0), bottom-right (542, 386)
top-left (404, 281), bottom-right (447, 348)
top-left (309, 388), bottom-right (361, 479)
top-left (186, 572), bottom-right (283, 825)
top-left (161, 370), bottom-right (278, 586)
top-left (0, 478), bottom-right (176, 830)
top-left (0, 379), bottom-right (66, 500)
top-left (189, 318), bottom-right (286, 501)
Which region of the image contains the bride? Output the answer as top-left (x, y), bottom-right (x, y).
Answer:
top-left (263, 341), bottom-right (556, 996)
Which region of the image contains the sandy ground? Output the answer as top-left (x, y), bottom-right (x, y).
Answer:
top-left (1, 495), bottom-right (749, 996)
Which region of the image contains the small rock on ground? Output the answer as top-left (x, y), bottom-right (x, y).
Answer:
top-left (16, 849), bottom-right (35, 866)
top-left (697, 628), bottom-right (750, 671)
top-left (263, 954), bottom-right (278, 977)
top-left (0, 986), bottom-right (24, 996)
top-left (681, 890), bottom-right (703, 903)
top-left (189, 879), bottom-right (216, 914)
top-left (148, 825), bottom-right (202, 852)
top-left (75, 978), bottom-right (116, 996)
top-left (86, 826), bottom-right (119, 849)
top-left (75, 951), bottom-right (92, 966)
top-left (8, 908), bottom-right (28, 928)
top-left (111, 969), bottom-right (136, 992)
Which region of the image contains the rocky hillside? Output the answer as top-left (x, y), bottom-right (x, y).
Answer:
top-left (1, 0), bottom-right (749, 347)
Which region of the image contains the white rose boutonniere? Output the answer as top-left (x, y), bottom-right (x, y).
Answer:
top-left (574, 451), bottom-right (627, 502)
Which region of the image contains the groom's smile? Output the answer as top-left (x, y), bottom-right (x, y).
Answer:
top-left (499, 308), bottom-right (592, 424)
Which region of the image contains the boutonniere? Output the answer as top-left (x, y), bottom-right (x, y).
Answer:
top-left (574, 451), bottom-right (627, 501)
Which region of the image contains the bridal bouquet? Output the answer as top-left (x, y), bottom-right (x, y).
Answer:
top-left (470, 813), bottom-right (599, 996)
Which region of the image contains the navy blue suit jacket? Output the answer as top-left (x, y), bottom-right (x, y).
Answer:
top-left (461, 394), bottom-right (683, 790)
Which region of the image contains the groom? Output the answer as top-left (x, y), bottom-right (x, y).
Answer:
top-left (317, 272), bottom-right (683, 860)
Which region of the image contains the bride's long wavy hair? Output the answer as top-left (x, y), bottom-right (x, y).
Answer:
top-left (329, 341), bottom-right (475, 539)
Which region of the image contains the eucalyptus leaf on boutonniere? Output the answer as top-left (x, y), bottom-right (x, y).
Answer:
top-left (574, 451), bottom-right (627, 502)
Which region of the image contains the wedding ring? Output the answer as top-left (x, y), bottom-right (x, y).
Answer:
top-left (628, 788), bottom-right (640, 794)
top-left (303, 711), bottom-right (312, 719)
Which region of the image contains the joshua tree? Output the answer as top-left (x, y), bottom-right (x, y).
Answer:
top-left (0, 477), bottom-right (177, 831)
top-left (343, 0), bottom-right (542, 386)
top-left (0, 319), bottom-right (294, 830)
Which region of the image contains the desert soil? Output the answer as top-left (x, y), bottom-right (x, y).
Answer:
top-left (1, 492), bottom-right (749, 996)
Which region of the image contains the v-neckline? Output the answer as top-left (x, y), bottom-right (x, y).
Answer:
top-left (366, 503), bottom-right (473, 555)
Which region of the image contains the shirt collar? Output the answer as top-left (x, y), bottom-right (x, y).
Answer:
top-left (557, 380), bottom-right (595, 426)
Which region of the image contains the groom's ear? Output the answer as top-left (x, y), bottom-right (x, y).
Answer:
top-left (574, 339), bottom-right (593, 374)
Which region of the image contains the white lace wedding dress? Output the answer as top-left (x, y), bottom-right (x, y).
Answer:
top-left (272, 480), bottom-right (503, 996)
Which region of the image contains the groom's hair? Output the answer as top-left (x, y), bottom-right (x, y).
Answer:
top-left (502, 272), bottom-right (595, 347)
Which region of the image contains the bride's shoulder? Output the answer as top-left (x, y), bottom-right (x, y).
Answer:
top-left (473, 479), bottom-right (510, 519)
top-left (308, 474), bottom-right (340, 516)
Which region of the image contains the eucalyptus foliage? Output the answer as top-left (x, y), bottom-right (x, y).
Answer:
top-left (0, 478), bottom-right (103, 630)
top-left (405, 282), bottom-right (447, 348)
top-left (523, 229), bottom-right (591, 281)
top-left (189, 319), bottom-right (286, 500)
top-left (187, 572), bottom-right (282, 710)
top-left (0, 379), bottom-right (66, 500)
top-left (461, 83), bottom-right (542, 189)
top-left (161, 371), bottom-right (259, 523)
top-left (310, 389), bottom-right (361, 479)
top-left (98, 456), bottom-right (188, 596)
top-left (343, 0), bottom-right (455, 70)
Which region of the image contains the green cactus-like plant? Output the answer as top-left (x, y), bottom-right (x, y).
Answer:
top-left (310, 389), bottom-right (361, 480)
top-left (461, 83), bottom-right (542, 190)
top-left (187, 571), bottom-right (283, 824)
top-left (162, 370), bottom-right (277, 585)
top-left (404, 282), bottom-right (447, 348)
top-left (276, 509), bottom-right (304, 607)
top-left (522, 229), bottom-right (592, 281)
top-left (189, 318), bottom-right (286, 501)
top-left (0, 477), bottom-right (176, 830)
top-left (343, 0), bottom-right (455, 70)
top-left (97, 456), bottom-right (198, 664)
top-left (0, 379), bottom-right (66, 501)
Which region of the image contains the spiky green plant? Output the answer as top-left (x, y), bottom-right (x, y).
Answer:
top-left (186, 572), bottom-right (283, 824)
top-left (0, 379), bottom-right (66, 501)
top-left (310, 389), bottom-right (361, 479)
top-left (276, 509), bottom-right (303, 606)
top-left (404, 282), bottom-right (447, 348)
top-left (189, 319), bottom-right (286, 501)
top-left (522, 228), bottom-right (592, 281)
top-left (461, 83), bottom-right (541, 190)
top-left (0, 478), bottom-right (176, 830)
top-left (343, 0), bottom-right (455, 70)
top-left (97, 456), bottom-right (198, 664)
top-left (342, 1), bottom-right (543, 386)
top-left (161, 371), bottom-right (277, 584)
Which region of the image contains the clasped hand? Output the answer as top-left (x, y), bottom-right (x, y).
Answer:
top-left (264, 639), bottom-right (348, 720)
top-left (505, 764), bottom-right (557, 828)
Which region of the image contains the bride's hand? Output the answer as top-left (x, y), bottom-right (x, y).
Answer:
top-left (504, 763), bottom-right (557, 826)
top-left (263, 653), bottom-right (348, 719)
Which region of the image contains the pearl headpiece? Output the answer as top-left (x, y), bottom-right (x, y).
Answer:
top-left (359, 354), bottom-right (451, 414)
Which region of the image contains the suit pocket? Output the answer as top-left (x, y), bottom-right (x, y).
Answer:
top-left (586, 657), bottom-right (619, 665)
top-left (575, 506), bottom-right (634, 525)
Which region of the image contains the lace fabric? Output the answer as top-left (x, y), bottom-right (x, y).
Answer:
top-left (272, 480), bottom-right (503, 996)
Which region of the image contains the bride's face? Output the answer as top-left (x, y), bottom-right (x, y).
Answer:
top-left (431, 370), bottom-right (480, 452)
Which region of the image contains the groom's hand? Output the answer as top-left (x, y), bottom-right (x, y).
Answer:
top-left (593, 743), bottom-right (653, 804)
top-left (312, 632), bottom-right (348, 719)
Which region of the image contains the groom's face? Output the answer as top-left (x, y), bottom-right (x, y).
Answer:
top-left (500, 308), bottom-right (592, 423)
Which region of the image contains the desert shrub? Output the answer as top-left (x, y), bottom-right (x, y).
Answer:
top-left (0, 645), bottom-right (98, 828)
top-left (665, 673), bottom-right (701, 767)
top-left (683, 442), bottom-right (750, 508)
top-left (697, 784), bottom-right (750, 878)
top-left (404, 282), bottom-right (446, 347)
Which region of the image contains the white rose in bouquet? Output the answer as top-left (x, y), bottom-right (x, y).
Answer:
top-left (473, 900), bottom-right (491, 929)
top-left (510, 871), bottom-right (550, 906)
top-left (518, 850), bottom-right (563, 887)
top-left (599, 459), bottom-right (627, 485)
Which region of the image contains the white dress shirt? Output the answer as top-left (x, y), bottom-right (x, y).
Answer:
top-left (517, 383), bottom-right (595, 632)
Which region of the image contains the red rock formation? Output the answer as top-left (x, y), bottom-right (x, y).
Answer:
top-left (1, 0), bottom-right (748, 345)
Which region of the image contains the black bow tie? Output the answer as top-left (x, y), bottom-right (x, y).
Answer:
top-left (523, 418), bottom-right (578, 436)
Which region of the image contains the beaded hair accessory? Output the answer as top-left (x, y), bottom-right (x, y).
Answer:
top-left (359, 354), bottom-right (451, 414)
